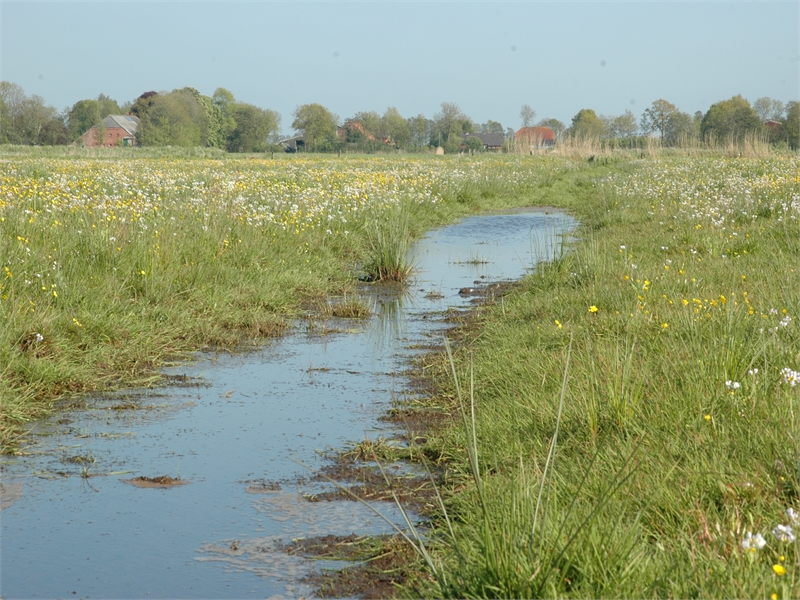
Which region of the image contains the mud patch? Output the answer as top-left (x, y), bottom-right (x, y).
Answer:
top-left (123, 475), bottom-right (189, 488)
top-left (288, 534), bottom-right (418, 598)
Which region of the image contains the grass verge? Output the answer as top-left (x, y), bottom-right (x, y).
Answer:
top-left (402, 152), bottom-right (799, 597)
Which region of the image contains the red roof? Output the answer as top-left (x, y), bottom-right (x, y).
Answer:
top-left (515, 126), bottom-right (555, 142)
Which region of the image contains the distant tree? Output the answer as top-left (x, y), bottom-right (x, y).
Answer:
top-left (136, 91), bottom-right (202, 147)
top-left (382, 107), bottom-right (411, 148)
top-left (67, 100), bottom-right (102, 140)
top-left (407, 114), bottom-right (430, 147)
top-left (350, 111), bottom-right (382, 139)
top-left (536, 119), bottom-right (565, 140)
top-left (292, 103), bottom-right (338, 152)
top-left (177, 87), bottom-right (225, 148)
top-left (641, 99), bottom-right (679, 139)
top-left (212, 88), bottom-right (238, 142)
top-left (753, 97), bottom-right (785, 122)
top-left (701, 95), bottom-right (762, 143)
top-left (432, 102), bottom-right (473, 150)
top-left (663, 110), bottom-right (696, 146)
top-left (464, 135), bottom-right (483, 153)
top-left (96, 94), bottom-right (121, 118)
top-left (0, 82), bottom-right (65, 145)
top-left (604, 110), bottom-right (638, 138)
top-left (480, 120), bottom-right (504, 134)
top-left (130, 91), bottom-right (158, 118)
top-left (39, 115), bottom-right (68, 145)
top-left (568, 109), bottom-right (605, 139)
top-left (520, 104), bottom-right (536, 128)
top-left (783, 101), bottom-right (799, 149)
top-left (227, 103), bottom-right (280, 152)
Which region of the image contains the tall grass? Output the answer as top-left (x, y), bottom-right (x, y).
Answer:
top-left (411, 153), bottom-right (800, 597)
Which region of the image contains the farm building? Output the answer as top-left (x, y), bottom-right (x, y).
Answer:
top-left (515, 126), bottom-right (556, 150)
top-left (461, 132), bottom-right (505, 151)
top-left (81, 115), bottom-right (140, 147)
top-left (278, 135), bottom-right (304, 152)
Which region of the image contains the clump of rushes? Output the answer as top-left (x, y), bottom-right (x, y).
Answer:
top-left (320, 295), bottom-right (371, 319)
top-left (361, 207), bottom-right (414, 283)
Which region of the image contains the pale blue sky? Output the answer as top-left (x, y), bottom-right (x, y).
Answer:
top-left (2, 1), bottom-right (798, 134)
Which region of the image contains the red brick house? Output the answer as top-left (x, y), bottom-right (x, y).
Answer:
top-left (81, 115), bottom-right (140, 147)
top-left (515, 126), bottom-right (556, 149)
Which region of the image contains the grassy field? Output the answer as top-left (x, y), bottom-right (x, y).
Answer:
top-left (406, 152), bottom-right (800, 597)
top-left (2, 149), bottom-right (798, 597)
top-left (0, 150), bottom-right (570, 452)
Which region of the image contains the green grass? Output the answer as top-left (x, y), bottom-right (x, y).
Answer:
top-left (406, 153), bottom-right (800, 597)
top-left (0, 152), bottom-right (575, 452)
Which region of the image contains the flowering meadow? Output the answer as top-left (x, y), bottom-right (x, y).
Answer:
top-left (0, 153), bottom-right (566, 450)
top-left (418, 154), bottom-right (799, 597)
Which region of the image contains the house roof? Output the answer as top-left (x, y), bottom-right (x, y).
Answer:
top-left (515, 126), bottom-right (555, 141)
top-left (463, 132), bottom-right (505, 147)
top-left (101, 115), bottom-right (140, 136)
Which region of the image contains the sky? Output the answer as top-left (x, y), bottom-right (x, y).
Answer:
top-left (1, 1), bottom-right (798, 135)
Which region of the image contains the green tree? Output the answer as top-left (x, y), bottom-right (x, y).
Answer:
top-left (136, 92), bottom-right (202, 147)
top-left (130, 91), bottom-right (158, 118)
top-left (753, 97), bottom-right (785, 122)
top-left (292, 103), bottom-right (338, 152)
top-left (641, 99), bottom-right (679, 139)
top-left (177, 87), bottom-right (225, 148)
top-left (67, 99), bottom-right (102, 140)
top-left (464, 135), bottom-right (483, 153)
top-left (701, 95), bottom-right (762, 143)
top-left (212, 88), bottom-right (237, 142)
top-left (382, 107), bottom-right (411, 148)
top-left (568, 109), bottom-right (605, 139)
top-left (227, 103), bottom-right (280, 152)
top-left (783, 101), bottom-right (799, 149)
top-left (432, 102), bottom-right (473, 150)
top-left (480, 120), bottom-right (504, 134)
top-left (407, 114), bottom-right (430, 148)
top-left (604, 110), bottom-right (638, 138)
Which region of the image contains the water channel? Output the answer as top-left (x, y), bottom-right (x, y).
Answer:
top-left (1, 209), bottom-right (575, 599)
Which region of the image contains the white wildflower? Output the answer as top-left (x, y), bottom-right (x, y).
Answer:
top-left (780, 368), bottom-right (799, 387)
top-left (741, 531), bottom-right (766, 551)
top-left (772, 524), bottom-right (795, 543)
top-left (34, 333), bottom-right (44, 343)
top-left (725, 380), bottom-right (741, 390)
top-left (787, 508), bottom-right (800, 527)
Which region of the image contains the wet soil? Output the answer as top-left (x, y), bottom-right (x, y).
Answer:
top-left (284, 534), bottom-right (419, 598)
top-left (123, 475), bottom-right (190, 488)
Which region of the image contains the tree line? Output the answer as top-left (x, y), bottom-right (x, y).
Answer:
top-left (1, 80), bottom-right (797, 151)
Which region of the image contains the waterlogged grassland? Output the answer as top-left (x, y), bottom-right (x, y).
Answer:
top-left (0, 154), bottom-right (574, 452)
top-left (415, 154), bottom-right (800, 597)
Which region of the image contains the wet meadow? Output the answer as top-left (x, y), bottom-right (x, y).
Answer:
top-left (1, 149), bottom-right (798, 597)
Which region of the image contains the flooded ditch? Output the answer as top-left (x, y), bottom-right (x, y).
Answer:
top-left (0, 208), bottom-right (575, 599)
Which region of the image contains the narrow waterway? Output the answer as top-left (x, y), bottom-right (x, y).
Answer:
top-left (1, 209), bottom-right (575, 599)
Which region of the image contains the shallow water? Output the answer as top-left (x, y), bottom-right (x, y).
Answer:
top-left (0, 209), bottom-right (575, 599)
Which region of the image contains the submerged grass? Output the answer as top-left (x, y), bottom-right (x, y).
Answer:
top-left (406, 152), bottom-right (800, 597)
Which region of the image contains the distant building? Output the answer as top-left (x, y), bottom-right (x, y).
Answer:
top-left (515, 126), bottom-right (555, 150)
top-left (765, 120), bottom-right (782, 134)
top-left (81, 115), bottom-right (140, 147)
top-left (278, 135), bottom-right (304, 152)
top-left (462, 132), bottom-right (505, 151)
